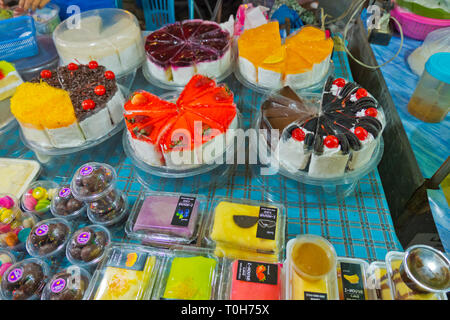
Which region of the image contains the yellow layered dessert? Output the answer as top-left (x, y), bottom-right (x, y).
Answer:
top-left (238, 23), bottom-right (333, 88)
top-left (0, 61), bottom-right (22, 128)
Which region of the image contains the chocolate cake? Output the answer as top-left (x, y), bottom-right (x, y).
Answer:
top-left (260, 77), bottom-right (385, 177)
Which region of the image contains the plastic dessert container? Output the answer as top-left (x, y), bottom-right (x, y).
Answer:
top-left (152, 246), bottom-right (225, 300)
top-left (84, 242), bottom-right (166, 300)
top-left (125, 191), bottom-right (206, 246)
top-left (26, 218), bottom-right (72, 260)
top-left (0, 194), bottom-right (37, 252)
top-left (143, 19), bottom-right (233, 89)
top-left (0, 249), bottom-right (16, 282)
top-left (41, 265), bottom-right (91, 300)
top-left (284, 235), bottom-right (339, 300)
top-left (70, 162), bottom-right (128, 227)
top-left (122, 89), bottom-right (243, 191)
top-left (385, 250), bottom-right (448, 300)
top-left (66, 224), bottom-right (111, 268)
top-left (336, 257), bottom-right (369, 300)
top-left (31, 3), bottom-right (60, 35)
top-left (202, 197), bottom-right (286, 263)
top-left (0, 258), bottom-right (50, 300)
top-left (20, 180), bottom-right (59, 218)
top-left (50, 184), bottom-right (86, 220)
top-left (0, 158), bottom-right (41, 199)
top-left (53, 8), bottom-right (145, 77)
top-left (253, 78), bottom-right (386, 197)
top-left (224, 259), bottom-right (283, 300)
top-left (365, 261), bottom-right (393, 300)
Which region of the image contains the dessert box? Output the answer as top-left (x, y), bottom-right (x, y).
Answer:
top-left (224, 259), bottom-right (283, 300)
top-left (143, 19), bottom-right (233, 88)
top-left (125, 191), bottom-right (207, 246)
top-left (84, 243), bottom-right (166, 300)
top-left (336, 257), bottom-right (369, 300)
top-left (152, 246), bottom-right (226, 300)
top-left (385, 251), bottom-right (448, 300)
top-left (283, 235), bottom-right (339, 300)
top-left (235, 22), bottom-right (334, 92)
top-left (0, 61), bottom-right (22, 133)
top-left (50, 184), bottom-right (87, 221)
top-left (0, 158), bottom-right (41, 199)
top-left (53, 9), bottom-right (145, 77)
top-left (20, 180), bottom-right (59, 218)
top-left (0, 249), bottom-right (16, 283)
top-left (41, 265), bottom-right (91, 300)
top-left (365, 261), bottom-right (393, 300)
top-left (202, 198), bottom-right (287, 263)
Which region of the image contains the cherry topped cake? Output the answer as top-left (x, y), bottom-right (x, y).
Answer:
top-left (10, 61), bottom-right (125, 148)
top-left (145, 20), bottom-right (231, 86)
top-left (260, 76), bottom-right (385, 178)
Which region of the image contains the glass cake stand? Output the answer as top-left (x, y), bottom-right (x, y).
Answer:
top-left (234, 60), bottom-right (335, 95)
top-left (122, 91), bottom-right (243, 191)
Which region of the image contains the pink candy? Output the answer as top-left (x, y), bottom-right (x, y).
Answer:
top-left (0, 224), bottom-right (11, 233)
top-left (0, 263), bottom-right (12, 276)
top-left (0, 196), bottom-right (14, 209)
top-left (24, 194), bottom-right (37, 211)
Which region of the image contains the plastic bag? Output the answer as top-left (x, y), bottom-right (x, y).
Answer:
top-left (407, 27), bottom-right (450, 76)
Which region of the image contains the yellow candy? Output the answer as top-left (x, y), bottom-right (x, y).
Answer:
top-left (32, 187), bottom-right (48, 200)
top-left (0, 209), bottom-right (14, 224)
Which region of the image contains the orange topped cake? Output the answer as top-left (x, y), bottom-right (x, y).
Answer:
top-left (237, 23), bottom-right (333, 89)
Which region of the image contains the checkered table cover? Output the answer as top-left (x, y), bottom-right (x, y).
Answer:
top-left (0, 42), bottom-right (402, 274)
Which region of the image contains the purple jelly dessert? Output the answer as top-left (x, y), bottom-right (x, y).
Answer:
top-left (133, 195), bottom-right (200, 240)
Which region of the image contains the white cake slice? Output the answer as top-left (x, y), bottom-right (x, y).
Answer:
top-left (258, 66), bottom-right (283, 88)
top-left (308, 145), bottom-right (349, 178)
top-left (146, 59), bottom-right (172, 83)
top-left (171, 65), bottom-right (196, 86)
top-left (238, 57), bottom-right (257, 84)
top-left (196, 59), bottom-right (222, 78)
top-left (45, 122), bottom-right (86, 148)
top-left (19, 123), bottom-right (52, 148)
top-left (79, 108), bottom-right (113, 141)
top-left (348, 133), bottom-right (377, 171)
top-left (285, 69), bottom-right (314, 88)
top-left (219, 48), bottom-right (232, 74)
top-left (106, 90), bottom-right (125, 125)
top-left (276, 136), bottom-right (312, 172)
top-left (129, 132), bottom-right (164, 167)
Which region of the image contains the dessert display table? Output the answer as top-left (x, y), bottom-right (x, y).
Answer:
top-left (371, 35), bottom-right (450, 253)
top-left (0, 41), bottom-right (402, 271)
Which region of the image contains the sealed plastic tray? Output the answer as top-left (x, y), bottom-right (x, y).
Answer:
top-left (0, 158), bottom-right (41, 199)
top-left (125, 190), bottom-right (206, 246)
top-left (202, 197), bottom-right (286, 263)
top-left (41, 265), bottom-right (91, 300)
top-left (336, 257), bottom-right (369, 300)
top-left (152, 246), bottom-right (225, 300)
top-left (283, 235), bottom-right (339, 300)
top-left (84, 242), bottom-right (166, 300)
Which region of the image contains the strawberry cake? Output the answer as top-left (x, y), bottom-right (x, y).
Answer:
top-left (124, 75), bottom-right (238, 169)
top-left (237, 22), bottom-right (333, 89)
top-left (260, 77), bottom-right (385, 178)
top-left (10, 61), bottom-right (125, 149)
top-left (144, 20), bottom-right (231, 86)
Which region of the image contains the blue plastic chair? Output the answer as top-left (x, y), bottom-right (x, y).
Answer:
top-left (142, 0), bottom-right (194, 30)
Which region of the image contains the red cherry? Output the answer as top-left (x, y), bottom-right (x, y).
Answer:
top-left (324, 135), bottom-right (339, 148)
top-left (365, 107), bottom-right (378, 118)
top-left (104, 71), bottom-right (115, 80)
top-left (67, 63), bottom-right (78, 71)
top-left (88, 61), bottom-right (99, 69)
top-left (291, 128), bottom-right (305, 142)
top-left (355, 88), bottom-right (368, 99)
top-left (0, 70), bottom-right (5, 80)
top-left (82, 99), bottom-right (96, 110)
top-left (354, 126), bottom-right (368, 141)
top-left (40, 70), bottom-right (52, 79)
top-left (94, 85), bottom-right (106, 96)
top-left (332, 78), bottom-right (346, 87)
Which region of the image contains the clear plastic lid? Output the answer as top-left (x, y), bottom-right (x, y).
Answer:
top-left (385, 251), bottom-right (447, 300)
top-left (84, 242), bottom-right (165, 300)
top-left (26, 218), bottom-right (72, 259)
top-left (336, 257), bottom-right (369, 300)
top-left (284, 235), bottom-right (339, 300)
top-left (20, 180), bottom-right (59, 217)
top-left (125, 190), bottom-right (207, 246)
top-left (70, 162), bottom-right (117, 202)
top-left (86, 190), bottom-right (128, 227)
top-left (41, 265), bottom-right (91, 300)
top-left (66, 224), bottom-right (111, 268)
top-left (50, 184), bottom-right (86, 220)
top-left (152, 246), bottom-right (225, 300)
top-left (0, 194), bottom-right (37, 251)
top-left (202, 197), bottom-right (286, 263)
top-left (53, 8), bottom-right (145, 76)
top-left (366, 261), bottom-right (393, 300)
top-left (0, 158), bottom-right (41, 199)
top-left (0, 258), bottom-right (50, 300)
top-left (0, 249), bottom-right (16, 281)
top-left (224, 259), bottom-right (283, 300)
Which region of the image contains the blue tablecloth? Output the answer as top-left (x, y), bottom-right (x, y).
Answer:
top-left (0, 41), bottom-right (402, 272)
top-left (371, 34), bottom-right (450, 253)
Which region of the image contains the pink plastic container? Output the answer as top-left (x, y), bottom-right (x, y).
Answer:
top-left (391, 5), bottom-right (450, 40)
